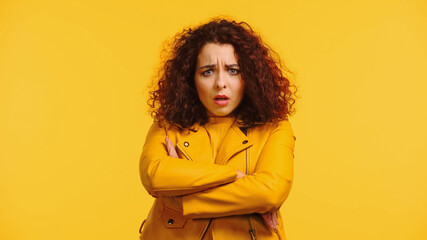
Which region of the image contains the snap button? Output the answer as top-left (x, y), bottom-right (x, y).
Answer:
top-left (242, 140), bottom-right (248, 144)
top-left (161, 206), bottom-right (187, 228)
top-left (183, 142), bottom-right (189, 147)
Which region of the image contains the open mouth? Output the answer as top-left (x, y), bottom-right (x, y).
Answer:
top-left (214, 97), bottom-right (229, 100)
top-left (214, 95), bottom-right (230, 106)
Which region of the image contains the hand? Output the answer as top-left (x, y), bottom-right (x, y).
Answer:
top-left (261, 211), bottom-right (278, 230)
top-left (165, 136), bottom-right (178, 158)
top-left (236, 170), bottom-right (245, 180)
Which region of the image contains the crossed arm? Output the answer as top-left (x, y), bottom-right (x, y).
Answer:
top-left (165, 136), bottom-right (279, 230)
top-left (140, 121), bottom-right (294, 230)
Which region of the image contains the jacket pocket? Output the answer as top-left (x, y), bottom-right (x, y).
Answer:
top-left (160, 206), bottom-right (187, 229)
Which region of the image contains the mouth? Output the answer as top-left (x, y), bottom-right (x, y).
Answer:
top-left (213, 95), bottom-right (230, 106)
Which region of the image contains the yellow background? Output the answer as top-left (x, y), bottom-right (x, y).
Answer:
top-left (1, 0), bottom-right (426, 239)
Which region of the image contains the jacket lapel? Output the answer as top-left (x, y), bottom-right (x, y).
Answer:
top-left (215, 125), bottom-right (253, 166)
top-left (176, 126), bottom-right (214, 164)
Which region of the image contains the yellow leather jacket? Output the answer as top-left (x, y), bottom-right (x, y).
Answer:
top-left (139, 119), bottom-right (295, 240)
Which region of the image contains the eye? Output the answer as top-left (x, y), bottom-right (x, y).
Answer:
top-left (202, 69), bottom-right (213, 76)
top-left (228, 68), bottom-right (239, 75)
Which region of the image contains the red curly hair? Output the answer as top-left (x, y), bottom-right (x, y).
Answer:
top-left (148, 18), bottom-right (296, 128)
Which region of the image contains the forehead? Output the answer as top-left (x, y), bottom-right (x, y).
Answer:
top-left (197, 43), bottom-right (238, 65)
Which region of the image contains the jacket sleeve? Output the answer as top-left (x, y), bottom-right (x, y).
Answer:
top-left (139, 122), bottom-right (238, 197)
top-left (181, 120), bottom-right (295, 218)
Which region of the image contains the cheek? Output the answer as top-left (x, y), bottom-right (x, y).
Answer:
top-left (236, 80), bottom-right (245, 100)
top-left (195, 79), bottom-right (209, 100)
top-left (194, 78), bottom-right (202, 95)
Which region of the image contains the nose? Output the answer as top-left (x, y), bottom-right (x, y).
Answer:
top-left (215, 71), bottom-right (227, 89)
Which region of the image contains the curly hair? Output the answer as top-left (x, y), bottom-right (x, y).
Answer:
top-left (148, 18), bottom-right (296, 128)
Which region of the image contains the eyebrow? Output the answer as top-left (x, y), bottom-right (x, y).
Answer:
top-left (199, 64), bottom-right (239, 69)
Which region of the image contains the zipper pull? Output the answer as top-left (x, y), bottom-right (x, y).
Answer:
top-left (249, 229), bottom-right (256, 240)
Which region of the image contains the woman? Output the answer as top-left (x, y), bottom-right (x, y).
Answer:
top-left (139, 18), bottom-right (296, 240)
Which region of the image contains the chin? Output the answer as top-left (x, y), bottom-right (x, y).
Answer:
top-left (209, 110), bottom-right (231, 117)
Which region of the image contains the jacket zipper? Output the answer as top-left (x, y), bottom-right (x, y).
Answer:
top-left (244, 128), bottom-right (256, 240)
top-left (200, 218), bottom-right (212, 240)
top-left (249, 228), bottom-right (256, 240)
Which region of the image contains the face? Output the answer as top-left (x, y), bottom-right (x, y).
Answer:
top-left (194, 43), bottom-right (245, 117)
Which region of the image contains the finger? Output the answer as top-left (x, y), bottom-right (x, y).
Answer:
top-left (165, 136), bottom-right (178, 158)
top-left (272, 212), bottom-right (278, 230)
top-left (268, 213), bottom-right (276, 230)
top-left (264, 213), bottom-right (274, 230)
top-left (165, 137), bottom-right (172, 154)
top-left (262, 213), bottom-right (268, 223)
top-left (261, 213), bottom-right (269, 227)
top-left (236, 170), bottom-right (246, 179)
top-left (261, 212), bottom-right (278, 230)
top-left (273, 212), bottom-right (279, 227)
top-left (266, 212), bottom-right (277, 230)
top-left (165, 137), bottom-right (173, 155)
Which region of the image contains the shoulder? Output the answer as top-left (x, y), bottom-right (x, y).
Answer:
top-left (146, 120), bottom-right (200, 139)
top-left (247, 120), bottom-right (295, 147)
top-left (251, 119), bottom-right (294, 135)
top-left (272, 119), bottom-right (294, 135)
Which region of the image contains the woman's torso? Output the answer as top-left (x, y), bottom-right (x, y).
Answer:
top-left (139, 119), bottom-right (293, 240)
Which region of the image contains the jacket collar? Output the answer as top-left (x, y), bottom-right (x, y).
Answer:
top-left (176, 124), bottom-right (253, 166)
